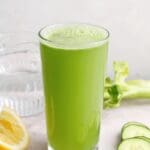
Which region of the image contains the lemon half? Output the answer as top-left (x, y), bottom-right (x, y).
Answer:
top-left (0, 108), bottom-right (29, 150)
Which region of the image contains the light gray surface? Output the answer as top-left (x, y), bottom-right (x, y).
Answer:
top-left (1, 0), bottom-right (150, 78)
top-left (24, 99), bottom-right (150, 150)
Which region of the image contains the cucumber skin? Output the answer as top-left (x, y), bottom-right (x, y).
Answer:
top-left (121, 122), bottom-right (150, 140)
top-left (122, 122), bottom-right (150, 131)
top-left (118, 137), bottom-right (150, 150)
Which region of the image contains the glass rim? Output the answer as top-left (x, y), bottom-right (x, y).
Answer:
top-left (38, 23), bottom-right (109, 49)
top-left (0, 31), bottom-right (38, 56)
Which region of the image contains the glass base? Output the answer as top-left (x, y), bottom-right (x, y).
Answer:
top-left (0, 92), bottom-right (44, 117)
top-left (48, 145), bottom-right (99, 150)
top-left (48, 146), bottom-right (53, 150)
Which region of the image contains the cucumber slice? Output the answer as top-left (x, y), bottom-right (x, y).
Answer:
top-left (122, 122), bottom-right (150, 140)
top-left (118, 137), bottom-right (150, 150)
top-left (122, 122), bottom-right (148, 129)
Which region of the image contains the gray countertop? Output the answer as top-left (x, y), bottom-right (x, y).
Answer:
top-left (24, 99), bottom-right (150, 150)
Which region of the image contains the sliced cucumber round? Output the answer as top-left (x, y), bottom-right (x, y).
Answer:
top-left (122, 122), bottom-right (150, 140)
top-left (122, 122), bottom-right (149, 129)
top-left (118, 137), bottom-right (150, 150)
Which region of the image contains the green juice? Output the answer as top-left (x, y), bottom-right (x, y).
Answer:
top-left (39, 24), bottom-right (109, 150)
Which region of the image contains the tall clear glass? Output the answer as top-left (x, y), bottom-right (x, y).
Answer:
top-left (0, 32), bottom-right (43, 116)
top-left (39, 24), bottom-right (109, 150)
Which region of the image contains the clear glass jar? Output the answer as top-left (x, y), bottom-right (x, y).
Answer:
top-left (0, 32), bottom-right (43, 116)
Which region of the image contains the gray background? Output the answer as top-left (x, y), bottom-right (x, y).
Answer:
top-left (1, 0), bottom-right (150, 79)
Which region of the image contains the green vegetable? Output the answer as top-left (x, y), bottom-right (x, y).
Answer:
top-left (121, 122), bottom-right (150, 140)
top-left (118, 137), bottom-right (150, 150)
top-left (118, 122), bottom-right (150, 150)
top-left (104, 61), bottom-right (150, 109)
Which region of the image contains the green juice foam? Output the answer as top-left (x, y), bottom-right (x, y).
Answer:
top-left (40, 24), bottom-right (108, 49)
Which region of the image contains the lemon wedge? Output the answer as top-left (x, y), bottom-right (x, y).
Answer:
top-left (0, 108), bottom-right (29, 150)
